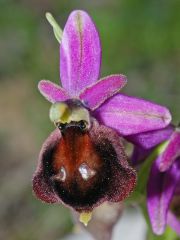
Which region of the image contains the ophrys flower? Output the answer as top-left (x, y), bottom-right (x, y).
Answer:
top-left (33, 10), bottom-right (171, 220)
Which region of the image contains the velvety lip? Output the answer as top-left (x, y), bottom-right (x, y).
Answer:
top-left (33, 120), bottom-right (136, 212)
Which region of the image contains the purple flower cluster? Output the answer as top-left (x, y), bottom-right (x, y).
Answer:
top-left (32, 10), bottom-right (180, 233)
top-left (131, 126), bottom-right (180, 235)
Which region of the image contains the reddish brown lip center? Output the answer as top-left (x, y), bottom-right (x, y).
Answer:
top-left (52, 126), bottom-right (103, 191)
top-left (42, 125), bottom-right (113, 211)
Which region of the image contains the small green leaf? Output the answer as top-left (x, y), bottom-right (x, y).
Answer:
top-left (46, 12), bottom-right (63, 43)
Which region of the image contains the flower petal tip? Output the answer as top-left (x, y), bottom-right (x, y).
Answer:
top-left (38, 80), bottom-right (69, 103)
top-left (158, 130), bottom-right (180, 172)
top-left (60, 10), bottom-right (101, 96)
top-left (94, 94), bottom-right (173, 136)
top-left (152, 225), bottom-right (166, 236)
top-left (79, 74), bottom-right (127, 110)
top-left (158, 162), bottom-right (168, 172)
top-left (163, 108), bottom-right (172, 126)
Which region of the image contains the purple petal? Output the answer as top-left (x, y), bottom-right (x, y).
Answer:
top-left (147, 159), bottom-right (180, 235)
top-left (38, 80), bottom-right (70, 103)
top-left (79, 74), bottom-right (127, 110)
top-left (167, 211), bottom-right (180, 235)
top-left (94, 94), bottom-right (172, 136)
top-left (159, 129), bottom-right (180, 172)
top-left (60, 10), bottom-right (101, 96)
top-left (32, 129), bottom-right (62, 203)
top-left (126, 125), bottom-right (174, 149)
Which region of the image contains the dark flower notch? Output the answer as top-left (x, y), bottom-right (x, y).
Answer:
top-left (33, 10), bottom-right (172, 224)
top-left (128, 126), bottom-right (180, 235)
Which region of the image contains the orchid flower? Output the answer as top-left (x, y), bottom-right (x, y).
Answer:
top-left (32, 10), bottom-right (172, 223)
top-left (147, 127), bottom-right (180, 235)
top-left (129, 126), bottom-right (180, 235)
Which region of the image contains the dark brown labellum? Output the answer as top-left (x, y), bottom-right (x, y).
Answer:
top-left (44, 126), bottom-right (106, 210)
top-left (33, 120), bottom-right (136, 212)
top-left (39, 123), bottom-right (136, 212)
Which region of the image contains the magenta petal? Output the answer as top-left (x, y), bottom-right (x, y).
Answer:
top-left (79, 74), bottom-right (127, 110)
top-left (60, 10), bottom-right (101, 96)
top-left (159, 130), bottom-right (180, 172)
top-left (167, 211), bottom-right (180, 235)
top-left (38, 80), bottom-right (70, 103)
top-left (126, 125), bottom-right (174, 149)
top-left (147, 159), bottom-right (180, 235)
top-left (32, 129), bottom-right (61, 203)
top-left (94, 94), bottom-right (172, 136)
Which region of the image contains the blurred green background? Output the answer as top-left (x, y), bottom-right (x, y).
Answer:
top-left (0, 0), bottom-right (180, 239)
